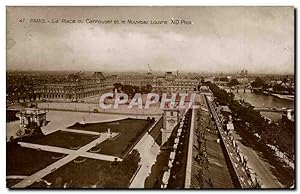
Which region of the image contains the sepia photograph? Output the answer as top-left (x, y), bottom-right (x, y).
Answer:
top-left (6, 6), bottom-right (295, 189)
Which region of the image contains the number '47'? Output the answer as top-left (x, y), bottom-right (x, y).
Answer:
top-left (19, 19), bottom-right (25, 23)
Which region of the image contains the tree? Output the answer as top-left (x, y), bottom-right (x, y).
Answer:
top-left (32, 127), bottom-right (43, 136)
top-left (282, 76), bottom-right (289, 84)
top-left (53, 177), bottom-right (63, 188)
top-left (16, 129), bottom-right (24, 137)
top-left (273, 84), bottom-right (287, 92)
top-left (251, 77), bottom-right (265, 88)
top-left (113, 83), bottom-right (123, 92)
top-left (219, 77), bottom-right (229, 82)
top-left (200, 77), bottom-right (205, 83)
top-left (141, 86), bottom-right (146, 93)
top-left (213, 77), bottom-right (219, 81)
top-left (121, 85), bottom-right (135, 97)
top-left (145, 84), bottom-right (153, 93)
top-left (228, 78), bottom-right (240, 87)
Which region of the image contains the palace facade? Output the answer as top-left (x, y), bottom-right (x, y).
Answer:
top-left (7, 71), bottom-right (199, 104)
top-left (118, 72), bottom-right (199, 93)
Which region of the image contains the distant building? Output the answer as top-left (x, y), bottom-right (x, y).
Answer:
top-left (7, 72), bottom-right (115, 103)
top-left (145, 72), bottom-right (153, 85)
top-left (94, 72), bottom-right (105, 80)
top-left (111, 75), bottom-right (118, 82)
top-left (236, 68), bottom-right (249, 83)
top-left (165, 72), bottom-right (176, 81)
top-left (7, 70), bottom-right (201, 104)
top-left (119, 70), bottom-right (199, 93)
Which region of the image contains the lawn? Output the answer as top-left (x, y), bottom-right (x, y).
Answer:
top-left (22, 131), bottom-right (97, 150)
top-left (69, 118), bottom-right (151, 157)
top-left (38, 150), bottom-right (141, 188)
top-left (43, 157), bottom-right (112, 188)
top-left (68, 118), bottom-right (150, 133)
top-left (7, 143), bottom-right (63, 177)
top-left (6, 179), bottom-right (22, 188)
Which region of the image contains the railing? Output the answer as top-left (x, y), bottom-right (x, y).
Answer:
top-left (205, 95), bottom-right (254, 188)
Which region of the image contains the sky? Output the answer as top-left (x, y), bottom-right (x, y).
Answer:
top-left (6, 6), bottom-right (294, 74)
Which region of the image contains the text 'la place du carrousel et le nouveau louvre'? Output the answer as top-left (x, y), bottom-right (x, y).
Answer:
top-left (28, 18), bottom-right (193, 25)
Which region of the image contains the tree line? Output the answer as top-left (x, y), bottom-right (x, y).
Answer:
top-left (113, 83), bottom-right (153, 98)
top-left (208, 82), bottom-right (294, 186)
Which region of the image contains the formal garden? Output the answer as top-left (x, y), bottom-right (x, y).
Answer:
top-left (68, 118), bottom-right (154, 158)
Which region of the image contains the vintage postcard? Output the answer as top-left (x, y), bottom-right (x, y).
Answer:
top-left (6, 6), bottom-right (295, 189)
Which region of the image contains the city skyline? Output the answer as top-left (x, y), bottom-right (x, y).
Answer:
top-left (5, 68), bottom-right (295, 75)
top-left (7, 6), bottom-right (294, 74)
